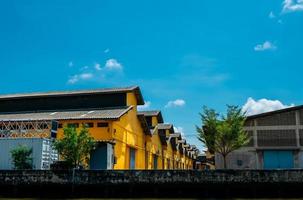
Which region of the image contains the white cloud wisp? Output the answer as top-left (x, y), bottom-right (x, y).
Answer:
top-left (138, 101), bottom-right (151, 111)
top-left (67, 73), bottom-right (93, 84)
top-left (254, 41), bottom-right (277, 51)
top-left (165, 99), bottom-right (186, 108)
top-left (282, 0), bottom-right (303, 13)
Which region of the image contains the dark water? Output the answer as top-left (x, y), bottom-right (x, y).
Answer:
top-left (0, 198), bottom-right (303, 200)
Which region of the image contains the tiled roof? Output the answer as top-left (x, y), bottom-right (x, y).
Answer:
top-left (172, 132), bottom-right (182, 139)
top-left (0, 86), bottom-right (144, 105)
top-left (0, 106), bottom-right (132, 121)
top-left (137, 110), bottom-right (160, 116)
top-left (157, 123), bottom-right (173, 130)
top-left (137, 110), bottom-right (164, 123)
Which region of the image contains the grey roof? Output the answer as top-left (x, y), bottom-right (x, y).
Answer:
top-left (137, 110), bottom-right (160, 116)
top-left (0, 86), bottom-right (145, 105)
top-left (169, 133), bottom-right (181, 138)
top-left (246, 104), bottom-right (303, 119)
top-left (173, 132), bottom-right (182, 139)
top-left (137, 110), bottom-right (164, 123)
top-left (157, 123), bottom-right (173, 130)
top-left (0, 106), bottom-right (132, 121)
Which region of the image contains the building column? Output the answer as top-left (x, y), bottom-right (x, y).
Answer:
top-left (294, 110), bottom-right (301, 168)
top-left (295, 110), bottom-right (300, 147)
top-left (253, 119), bottom-right (260, 169)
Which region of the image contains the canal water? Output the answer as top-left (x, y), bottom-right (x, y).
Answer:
top-left (0, 197), bottom-right (303, 200)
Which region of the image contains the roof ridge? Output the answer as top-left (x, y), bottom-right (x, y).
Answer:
top-left (246, 104), bottom-right (303, 119)
top-left (0, 86), bottom-right (139, 98)
top-left (0, 106), bottom-right (132, 115)
top-left (0, 107), bottom-right (132, 121)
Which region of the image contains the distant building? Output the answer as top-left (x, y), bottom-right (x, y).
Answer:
top-left (0, 138), bottom-right (58, 170)
top-left (215, 105), bottom-right (303, 169)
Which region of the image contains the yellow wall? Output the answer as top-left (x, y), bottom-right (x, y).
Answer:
top-left (164, 143), bottom-right (173, 169)
top-left (112, 107), bottom-right (146, 169)
top-left (56, 120), bottom-right (113, 140)
top-left (127, 92), bottom-right (138, 111)
top-left (152, 117), bottom-right (158, 127)
top-left (163, 130), bottom-right (173, 169)
top-left (55, 92), bottom-right (196, 170)
top-left (146, 127), bottom-right (163, 169)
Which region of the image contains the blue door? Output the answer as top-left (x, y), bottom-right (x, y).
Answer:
top-left (129, 148), bottom-right (136, 169)
top-left (263, 150), bottom-right (293, 169)
top-left (90, 144), bottom-right (107, 169)
top-left (153, 154), bottom-right (158, 169)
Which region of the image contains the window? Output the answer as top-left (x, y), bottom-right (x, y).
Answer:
top-left (167, 159), bottom-right (170, 169)
top-left (84, 123), bottom-right (94, 128)
top-left (153, 154), bottom-right (158, 169)
top-left (129, 148), bottom-right (136, 169)
top-left (67, 123), bottom-right (79, 128)
top-left (97, 122), bottom-right (109, 127)
top-left (145, 116), bottom-right (152, 128)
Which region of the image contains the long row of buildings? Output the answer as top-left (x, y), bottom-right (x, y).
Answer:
top-left (0, 86), bottom-right (199, 170)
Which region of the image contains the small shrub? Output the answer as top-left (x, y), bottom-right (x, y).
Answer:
top-left (11, 145), bottom-right (33, 170)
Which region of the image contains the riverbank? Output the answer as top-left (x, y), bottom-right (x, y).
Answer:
top-left (1, 170), bottom-right (303, 198)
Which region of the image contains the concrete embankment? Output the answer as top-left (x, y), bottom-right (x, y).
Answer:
top-left (1, 170), bottom-right (303, 198)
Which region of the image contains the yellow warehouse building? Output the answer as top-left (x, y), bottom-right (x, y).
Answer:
top-left (0, 86), bottom-right (199, 170)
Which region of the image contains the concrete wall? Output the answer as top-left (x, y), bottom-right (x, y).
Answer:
top-left (0, 138), bottom-right (57, 170)
top-left (1, 170), bottom-right (303, 198)
top-left (215, 149), bottom-right (257, 169)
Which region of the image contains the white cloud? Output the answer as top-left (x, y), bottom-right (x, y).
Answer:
top-left (254, 41), bottom-right (277, 51)
top-left (282, 0), bottom-right (303, 13)
top-left (67, 75), bottom-right (78, 84)
top-left (104, 48), bottom-right (110, 53)
top-left (138, 101), bottom-right (151, 111)
top-left (165, 99), bottom-right (186, 108)
top-left (269, 11), bottom-right (276, 18)
top-left (95, 63), bottom-right (101, 71)
top-left (174, 126), bottom-right (186, 139)
top-left (242, 97), bottom-right (294, 116)
top-left (67, 73), bottom-right (93, 84)
top-left (79, 73), bottom-right (93, 80)
top-left (105, 58), bottom-right (122, 70)
top-left (68, 61), bottom-right (73, 67)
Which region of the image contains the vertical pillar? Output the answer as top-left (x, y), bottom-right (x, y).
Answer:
top-left (295, 110), bottom-right (300, 147)
top-left (253, 119), bottom-right (260, 169)
top-left (295, 110), bottom-right (301, 168)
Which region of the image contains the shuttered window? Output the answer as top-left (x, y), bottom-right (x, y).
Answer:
top-left (257, 130), bottom-right (296, 147)
top-left (256, 112), bottom-right (296, 126)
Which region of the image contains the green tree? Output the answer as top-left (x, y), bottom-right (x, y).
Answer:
top-left (53, 125), bottom-right (96, 168)
top-left (11, 145), bottom-right (33, 170)
top-left (196, 106), bottom-right (219, 154)
top-left (197, 105), bottom-right (249, 169)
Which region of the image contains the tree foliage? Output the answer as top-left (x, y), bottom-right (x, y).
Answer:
top-left (196, 106), bottom-right (219, 154)
top-left (197, 105), bottom-right (249, 168)
top-left (53, 125), bottom-right (96, 168)
top-left (11, 145), bottom-right (33, 170)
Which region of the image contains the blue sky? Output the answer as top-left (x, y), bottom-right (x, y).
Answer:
top-left (1, 0), bottom-right (303, 150)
